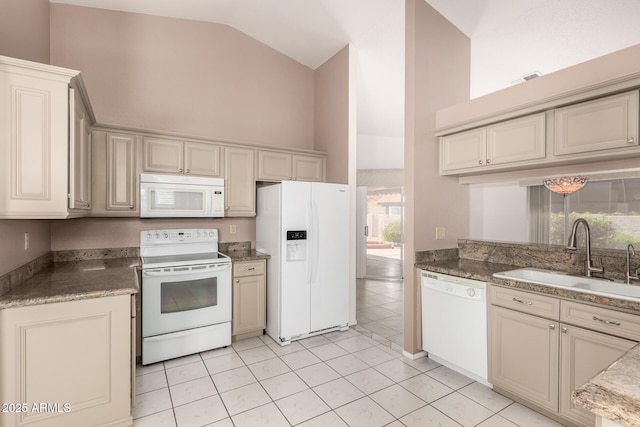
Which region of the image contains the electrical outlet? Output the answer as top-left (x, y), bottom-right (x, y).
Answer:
top-left (230, 224), bottom-right (237, 234)
top-left (24, 232), bottom-right (29, 250)
top-left (435, 227), bottom-right (446, 240)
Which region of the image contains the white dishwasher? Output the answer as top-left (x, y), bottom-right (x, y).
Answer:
top-left (421, 270), bottom-right (490, 386)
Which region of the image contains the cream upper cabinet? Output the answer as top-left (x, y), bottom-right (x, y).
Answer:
top-left (224, 146), bottom-right (256, 217)
top-left (554, 90), bottom-right (639, 156)
top-left (440, 113), bottom-right (545, 174)
top-left (292, 154), bottom-right (325, 182)
top-left (143, 137), bottom-right (221, 177)
top-left (91, 131), bottom-right (141, 216)
top-left (232, 260), bottom-right (266, 339)
top-left (69, 86), bottom-right (92, 211)
top-left (257, 150), bottom-right (326, 182)
top-left (0, 295), bottom-right (132, 427)
top-left (0, 56), bottom-right (94, 219)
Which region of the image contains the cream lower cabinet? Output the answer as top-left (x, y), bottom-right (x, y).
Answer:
top-left (489, 284), bottom-right (640, 427)
top-left (91, 131), bottom-right (141, 216)
top-left (0, 295), bottom-right (133, 427)
top-left (232, 260), bottom-right (266, 340)
top-left (256, 150), bottom-right (326, 182)
top-left (225, 147), bottom-right (256, 217)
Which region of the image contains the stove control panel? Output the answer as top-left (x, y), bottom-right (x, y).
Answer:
top-left (141, 228), bottom-right (219, 245)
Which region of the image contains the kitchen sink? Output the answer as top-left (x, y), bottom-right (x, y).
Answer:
top-left (493, 268), bottom-right (640, 302)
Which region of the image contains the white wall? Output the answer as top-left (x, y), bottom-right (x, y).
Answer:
top-left (357, 134), bottom-right (404, 169)
top-left (469, 183), bottom-right (528, 242)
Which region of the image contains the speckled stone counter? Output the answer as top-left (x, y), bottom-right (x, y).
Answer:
top-left (573, 344), bottom-right (640, 426)
top-left (219, 241), bottom-right (270, 262)
top-left (0, 257), bottom-right (139, 310)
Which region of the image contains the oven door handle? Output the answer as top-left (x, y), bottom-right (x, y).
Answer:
top-left (142, 264), bottom-right (231, 277)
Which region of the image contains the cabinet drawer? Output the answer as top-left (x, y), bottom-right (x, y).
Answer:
top-left (489, 285), bottom-right (560, 320)
top-left (233, 260), bottom-right (265, 277)
top-left (560, 300), bottom-right (640, 341)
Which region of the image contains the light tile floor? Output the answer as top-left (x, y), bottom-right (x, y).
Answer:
top-left (133, 330), bottom-right (564, 427)
top-left (356, 278), bottom-right (405, 349)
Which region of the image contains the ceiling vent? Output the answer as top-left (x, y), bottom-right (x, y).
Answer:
top-left (510, 71), bottom-right (543, 85)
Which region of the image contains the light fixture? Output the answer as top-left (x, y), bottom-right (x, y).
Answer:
top-left (543, 176), bottom-right (587, 195)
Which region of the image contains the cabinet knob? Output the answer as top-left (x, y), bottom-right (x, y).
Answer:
top-left (486, 159), bottom-right (491, 164)
top-left (549, 324), bottom-right (556, 330)
top-left (561, 327), bottom-right (568, 333)
top-left (129, 205), bottom-right (135, 210)
top-left (225, 206), bottom-right (230, 211)
top-left (478, 160), bottom-right (483, 165)
top-left (628, 138), bottom-right (635, 144)
top-left (178, 168), bottom-right (184, 173)
top-left (235, 279), bottom-right (240, 283)
top-left (186, 169), bottom-right (190, 174)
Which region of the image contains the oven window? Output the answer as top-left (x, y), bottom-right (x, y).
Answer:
top-left (160, 277), bottom-right (218, 313)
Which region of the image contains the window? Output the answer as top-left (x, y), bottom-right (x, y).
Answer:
top-left (529, 178), bottom-right (640, 249)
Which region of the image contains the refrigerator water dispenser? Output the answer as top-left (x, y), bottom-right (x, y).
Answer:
top-left (286, 230), bottom-right (307, 261)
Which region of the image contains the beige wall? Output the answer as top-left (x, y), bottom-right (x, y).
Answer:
top-left (404, 0), bottom-right (470, 354)
top-left (0, 220), bottom-right (50, 276)
top-left (314, 46), bottom-right (350, 184)
top-left (0, 0), bottom-right (50, 63)
top-left (49, 3), bottom-right (315, 150)
top-left (50, 218), bottom-right (256, 251)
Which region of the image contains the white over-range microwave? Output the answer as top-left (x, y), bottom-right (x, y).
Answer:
top-left (140, 173), bottom-right (225, 218)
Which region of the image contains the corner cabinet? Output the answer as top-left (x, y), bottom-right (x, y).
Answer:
top-left (224, 146), bottom-right (256, 217)
top-left (256, 150), bottom-right (326, 182)
top-left (232, 260), bottom-right (266, 340)
top-left (0, 295), bottom-right (133, 427)
top-left (91, 131), bottom-right (142, 216)
top-left (143, 137), bottom-right (222, 177)
top-left (0, 55), bottom-right (95, 218)
top-left (440, 113), bottom-right (546, 174)
top-left (488, 284), bottom-right (640, 427)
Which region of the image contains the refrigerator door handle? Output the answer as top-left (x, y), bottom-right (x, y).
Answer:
top-left (310, 200), bottom-right (320, 284)
top-left (307, 199), bottom-right (313, 284)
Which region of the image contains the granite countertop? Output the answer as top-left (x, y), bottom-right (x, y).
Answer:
top-left (416, 257), bottom-right (640, 313)
top-left (223, 249), bottom-right (270, 262)
top-left (0, 257), bottom-right (140, 310)
top-left (573, 344), bottom-right (640, 426)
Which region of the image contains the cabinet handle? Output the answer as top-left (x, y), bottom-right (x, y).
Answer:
top-left (512, 297), bottom-right (532, 305)
top-left (247, 267), bottom-right (256, 271)
top-left (235, 279), bottom-right (240, 283)
top-left (129, 205), bottom-right (135, 210)
top-left (486, 159), bottom-right (491, 164)
top-left (225, 206), bottom-right (230, 211)
top-left (592, 315), bottom-right (621, 326)
top-left (549, 324), bottom-right (556, 330)
top-left (178, 168), bottom-right (184, 173)
top-left (478, 160), bottom-right (483, 165)
top-left (627, 138), bottom-right (635, 144)
top-left (186, 169), bottom-right (190, 174)
top-left (561, 326), bottom-right (568, 333)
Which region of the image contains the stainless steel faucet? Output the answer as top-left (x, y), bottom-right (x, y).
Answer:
top-left (626, 244), bottom-right (639, 284)
top-left (567, 218), bottom-right (604, 277)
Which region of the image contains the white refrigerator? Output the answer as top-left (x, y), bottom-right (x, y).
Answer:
top-left (256, 181), bottom-right (350, 345)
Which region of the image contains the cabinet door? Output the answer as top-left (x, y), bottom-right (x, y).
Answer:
top-left (184, 141), bottom-right (222, 177)
top-left (107, 133), bottom-right (139, 213)
top-left (487, 113), bottom-right (546, 166)
top-left (69, 87), bottom-right (92, 211)
top-left (293, 154), bottom-right (325, 182)
top-left (232, 274), bottom-right (266, 336)
top-left (559, 325), bottom-right (635, 427)
top-left (440, 128), bottom-right (486, 172)
top-left (489, 305), bottom-right (559, 412)
top-left (0, 296), bottom-right (132, 427)
top-left (555, 90), bottom-right (639, 156)
top-left (143, 137), bottom-right (184, 174)
top-left (257, 150), bottom-right (292, 181)
top-left (224, 146), bottom-right (256, 217)
top-left (0, 67), bottom-right (70, 218)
